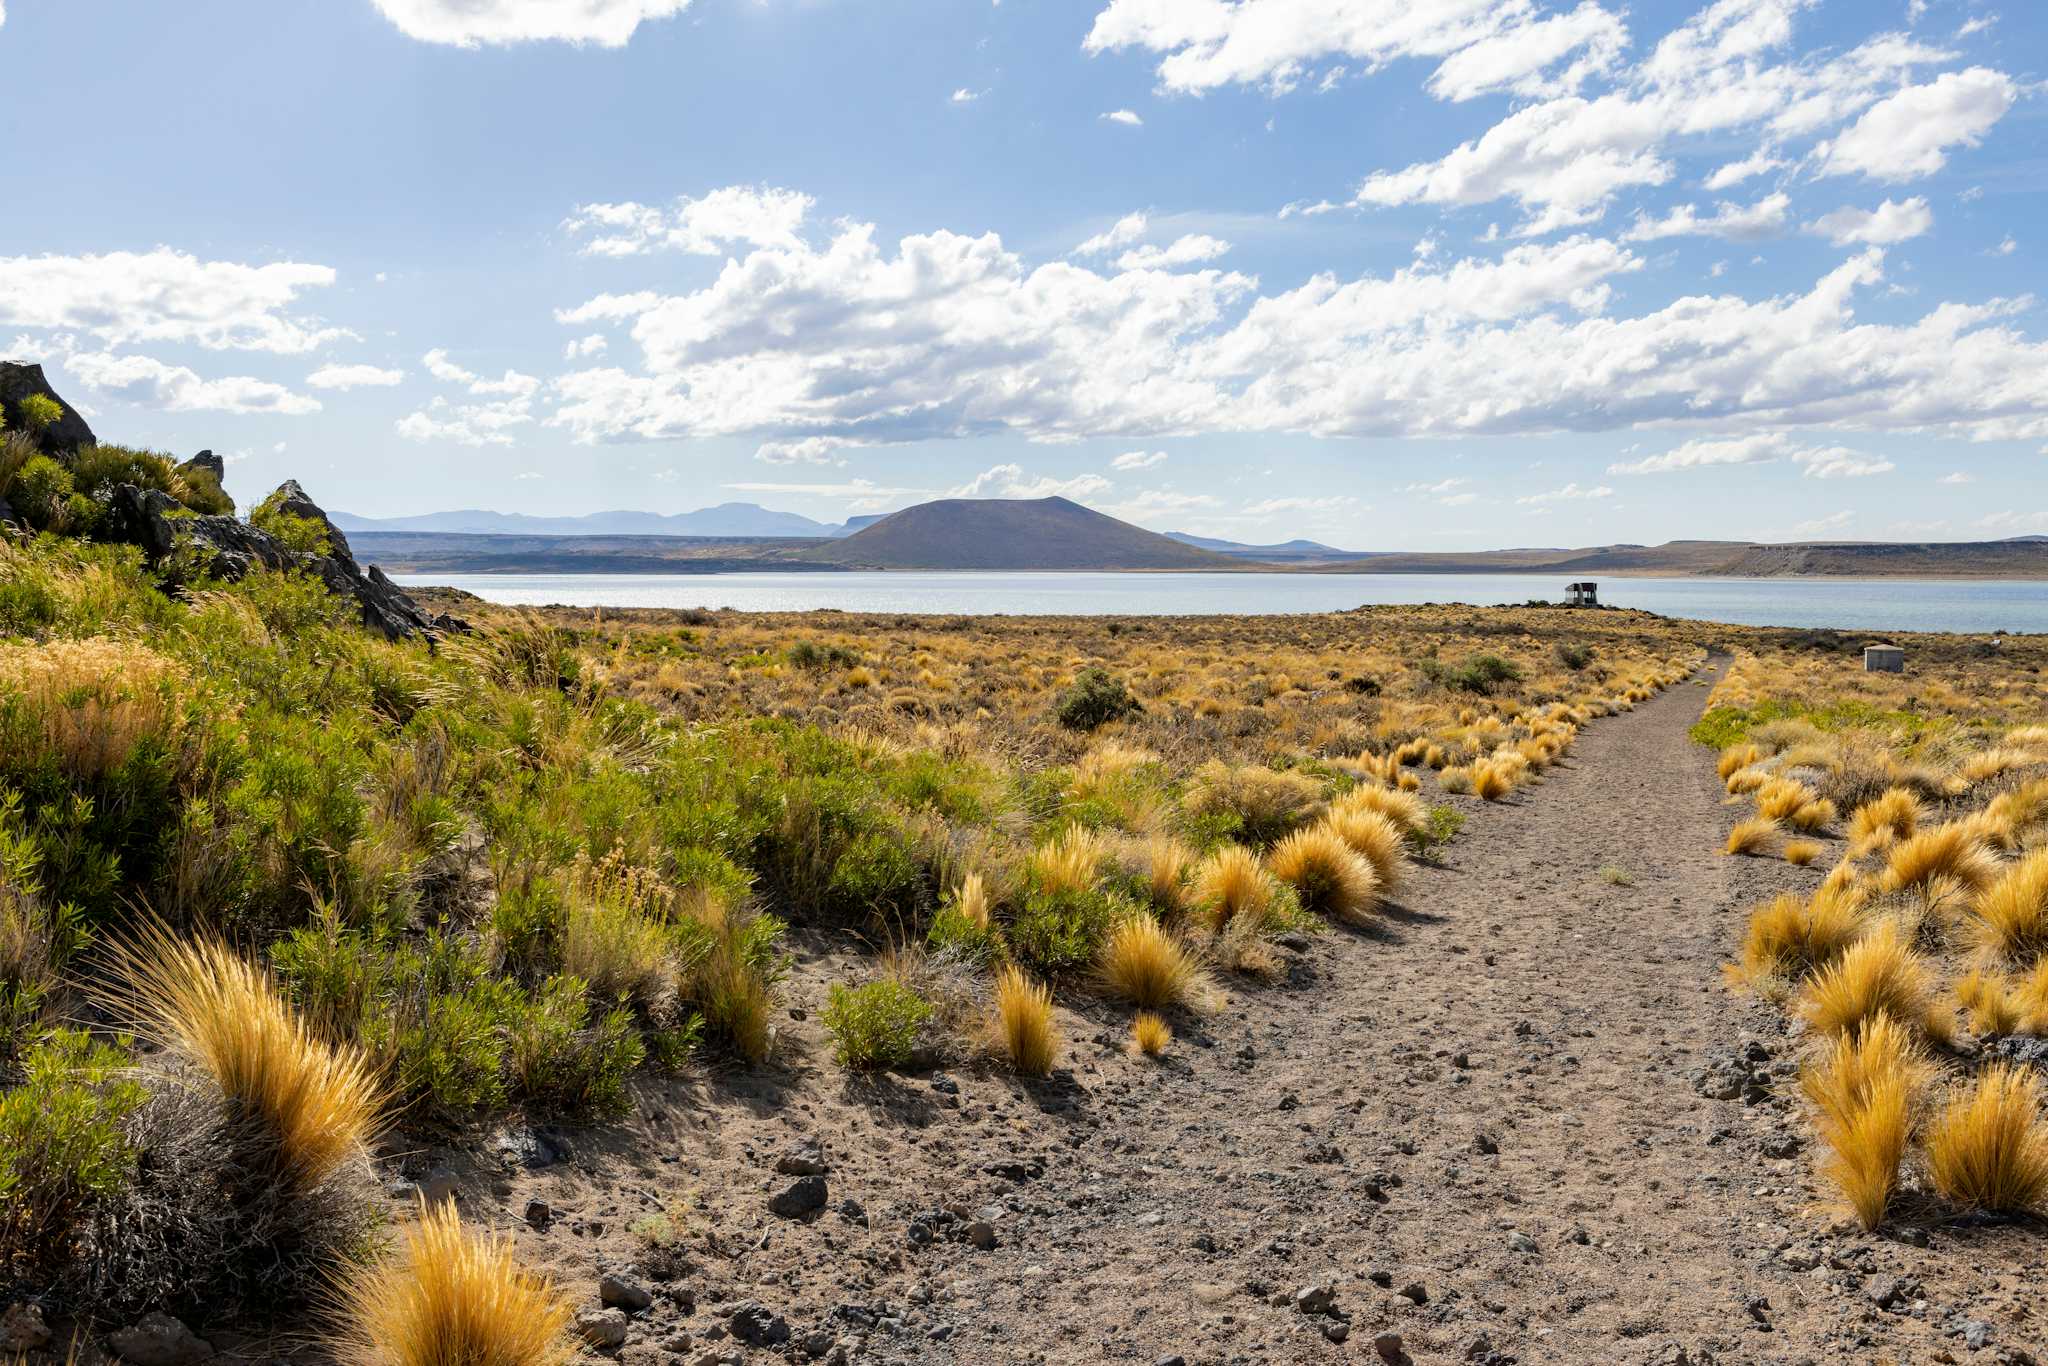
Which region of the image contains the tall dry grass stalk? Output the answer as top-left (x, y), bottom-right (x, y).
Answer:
top-left (1926, 1063), bottom-right (2048, 1213)
top-left (331, 1197), bottom-right (574, 1366)
top-left (1096, 914), bottom-right (1211, 1010)
top-left (1800, 1015), bottom-right (1928, 1229)
top-left (109, 926), bottom-right (385, 1190)
top-left (991, 965), bottom-right (1059, 1076)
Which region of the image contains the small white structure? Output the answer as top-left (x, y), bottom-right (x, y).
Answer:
top-left (1567, 580), bottom-right (1599, 607)
top-left (1864, 644), bottom-right (1904, 673)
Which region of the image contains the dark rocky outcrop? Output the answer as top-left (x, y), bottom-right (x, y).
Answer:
top-left (103, 480), bottom-right (462, 641)
top-left (0, 361), bottom-right (97, 454)
top-left (7, 364), bottom-right (460, 640)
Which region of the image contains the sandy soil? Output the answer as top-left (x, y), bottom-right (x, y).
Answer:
top-left (356, 660), bottom-right (2046, 1366)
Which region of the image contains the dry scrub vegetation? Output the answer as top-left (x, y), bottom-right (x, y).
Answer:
top-left (1707, 639), bottom-right (2048, 1231)
top-left (0, 505), bottom-right (1708, 1357)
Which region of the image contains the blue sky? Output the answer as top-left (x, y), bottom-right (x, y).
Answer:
top-left (1, 0), bottom-right (2043, 549)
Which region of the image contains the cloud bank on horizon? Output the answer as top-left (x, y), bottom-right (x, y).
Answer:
top-left (0, 0), bottom-right (2042, 544)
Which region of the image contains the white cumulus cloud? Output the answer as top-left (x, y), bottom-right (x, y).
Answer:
top-left (1818, 68), bottom-right (2014, 182)
top-left (1102, 109), bottom-right (1143, 126)
top-left (564, 186), bottom-right (814, 257)
top-left (0, 248), bottom-right (343, 353)
top-left (1111, 450), bottom-right (1169, 470)
top-left (1806, 197), bottom-right (1935, 246)
top-left (369, 0), bottom-right (690, 47)
top-left (66, 351), bottom-right (322, 416)
top-left (307, 363), bottom-right (404, 389)
top-left (1626, 193), bottom-right (1789, 242)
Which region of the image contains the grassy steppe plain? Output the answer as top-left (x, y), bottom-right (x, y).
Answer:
top-left (7, 524), bottom-right (2048, 1362)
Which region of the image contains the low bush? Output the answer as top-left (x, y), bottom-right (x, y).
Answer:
top-left (822, 979), bottom-right (931, 1070)
top-left (0, 1028), bottom-right (143, 1280)
top-left (1053, 667), bottom-right (1141, 732)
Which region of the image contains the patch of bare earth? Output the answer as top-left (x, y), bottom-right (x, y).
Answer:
top-left (374, 663), bottom-right (2043, 1366)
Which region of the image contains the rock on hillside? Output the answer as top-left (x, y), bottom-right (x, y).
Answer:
top-left (106, 479), bottom-right (460, 641)
top-left (2, 363), bottom-right (457, 641)
top-left (0, 361), bottom-right (97, 454)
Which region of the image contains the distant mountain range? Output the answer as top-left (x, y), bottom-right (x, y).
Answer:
top-left (339, 495), bottom-right (2048, 579)
top-left (1163, 532), bottom-right (1357, 561)
top-left (332, 502), bottom-right (861, 538)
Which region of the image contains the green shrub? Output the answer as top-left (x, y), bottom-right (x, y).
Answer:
top-left (786, 640), bottom-right (858, 672)
top-left (0, 1028), bottom-right (144, 1278)
top-left (274, 920), bottom-right (516, 1117)
top-left (1417, 802), bottom-right (1465, 863)
top-left (11, 454), bottom-right (75, 529)
top-left (10, 393), bottom-right (64, 436)
top-left (1555, 643), bottom-right (1596, 671)
top-left (926, 901), bottom-right (1001, 965)
top-left (1421, 653), bottom-right (1524, 695)
top-left (1009, 884), bottom-right (1134, 973)
top-left (505, 976), bottom-right (646, 1118)
top-left (0, 803), bottom-right (88, 1063)
top-left (1054, 668), bottom-right (1141, 731)
top-left (821, 979), bottom-right (931, 1070)
top-left (249, 507), bottom-right (331, 556)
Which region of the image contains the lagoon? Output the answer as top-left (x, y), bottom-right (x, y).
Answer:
top-left (389, 571), bottom-right (2048, 634)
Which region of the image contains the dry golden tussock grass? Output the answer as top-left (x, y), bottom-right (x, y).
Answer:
top-left (1724, 766), bottom-right (1769, 795)
top-left (1957, 968), bottom-right (2024, 1036)
top-left (1130, 1011), bottom-right (1172, 1057)
top-left (1849, 788), bottom-right (1921, 853)
top-left (1926, 1063), bottom-right (2048, 1213)
top-left (1799, 921), bottom-right (1948, 1042)
top-left (1880, 824), bottom-right (2000, 896)
top-left (1471, 762), bottom-right (1513, 802)
top-left (1268, 826), bottom-right (1379, 924)
top-left (1192, 845), bottom-right (1275, 931)
top-left (331, 1197), bottom-right (574, 1366)
top-left (110, 927), bottom-right (385, 1190)
top-left (1132, 835), bottom-right (1194, 920)
top-left (1096, 915), bottom-right (1211, 1010)
top-left (1800, 1015), bottom-right (1928, 1229)
top-left (1725, 816), bottom-right (1779, 857)
top-left (1783, 840), bottom-right (1824, 867)
top-left (991, 966), bottom-right (1059, 1076)
top-left (1322, 808), bottom-right (1406, 897)
top-left (1756, 778), bottom-right (1820, 823)
top-left (1329, 784), bottom-right (1427, 840)
top-left (1029, 826), bottom-right (1110, 897)
top-left (0, 637), bottom-right (187, 783)
top-left (1737, 888), bottom-right (1864, 984)
top-left (1970, 848), bottom-right (2048, 963)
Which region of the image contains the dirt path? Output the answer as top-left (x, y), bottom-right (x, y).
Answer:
top-left (891, 660), bottom-right (2033, 1365)
top-left (474, 663), bottom-right (2040, 1366)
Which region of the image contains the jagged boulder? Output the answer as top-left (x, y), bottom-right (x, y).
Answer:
top-left (179, 450), bottom-right (226, 481)
top-left (0, 361), bottom-right (97, 454)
